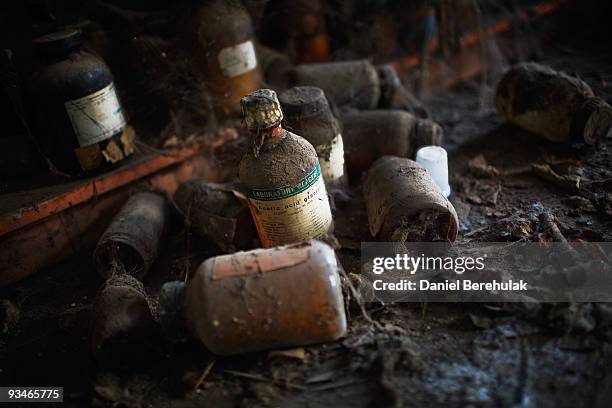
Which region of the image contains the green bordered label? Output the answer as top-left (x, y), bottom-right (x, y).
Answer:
top-left (246, 163), bottom-right (332, 247)
top-left (247, 163), bottom-right (321, 201)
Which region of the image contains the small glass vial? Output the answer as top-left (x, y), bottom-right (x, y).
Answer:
top-left (279, 86), bottom-right (346, 188)
top-left (195, 0), bottom-right (262, 117)
top-left (239, 89), bottom-right (333, 248)
top-left (159, 240), bottom-right (346, 355)
top-left (28, 29), bottom-right (134, 176)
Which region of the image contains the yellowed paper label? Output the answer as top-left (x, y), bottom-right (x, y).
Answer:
top-left (218, 40), bottom-right (257, 78)
top-left (318, 133), bottom-right (345, 185)
top-left (64, 83), bottom-right (126, 147)
top-left (247, 164), bottom-right (332, 247)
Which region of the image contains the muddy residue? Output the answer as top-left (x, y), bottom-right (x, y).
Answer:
top-left (363, 156), bottom-right (459, 242)
top-left (239, 130), bottom-right (318, 189)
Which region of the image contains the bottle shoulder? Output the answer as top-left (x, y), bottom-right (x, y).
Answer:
top-left (30, 51), bottom-right (113, 99)
top-left (239, 131), bottom-right (319, 190)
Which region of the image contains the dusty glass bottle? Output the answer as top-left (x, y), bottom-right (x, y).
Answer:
top-left (286, 0), bottom-right (330, 64)
top-left (496, 62), bottom-right (612, 145)
top-left (159, 240), bottom-right (347, 355)
top-left (195, 0), bottom-right (261, 117)
top-left (290, 60), bottom-right (380, 109)
top-left (28, 29), bottom-right (134, 176)
top-left (239, 89), bottom-right (333, 248)
top-left (364, 156), bottom-right (459, 242)
top-left (279, 86), bottom-right (346, 188)
top-left (340, 109), bottom-right (443, 177)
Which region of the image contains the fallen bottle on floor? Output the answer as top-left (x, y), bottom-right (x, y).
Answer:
top-left (173, 180), bottom-right (258, 252)
top-left (496, 62), bottom-right (612, 145)
top-left (239, 89), bottom-right (334, 248)
top-left (279, 86), bottom-right (346, 188)
top-left (94, 191), bottom-right (170, 280)
top-left (363, 156), bottom-right (458, 242)
top-left (256, 43), bottom-right (293, 91)
top-left (340, 110), bottom-right (443, 177)
top-left (159, 240), bottom-right (347, 355)
top-left (290, 60), bottom-right (380, 109)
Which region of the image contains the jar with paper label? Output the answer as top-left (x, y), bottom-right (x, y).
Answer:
top-left (27, 29), bottom-right (135, 176)
top-left (279, 86), bottom-right (346, 188)
top-left (239, 89), bottom-right (334, 248)
top-left (195, 0), bottom-right (261, 117)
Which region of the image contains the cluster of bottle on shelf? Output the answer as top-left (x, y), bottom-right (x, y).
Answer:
top-left (24, 0), bottom-right (611, 178)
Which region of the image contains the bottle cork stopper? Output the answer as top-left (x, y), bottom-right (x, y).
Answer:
top-left (240, 89), bottom-right (284, 130)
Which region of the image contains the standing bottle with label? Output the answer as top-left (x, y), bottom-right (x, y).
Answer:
top-left (239, 89), bottom-right (333, 248)
top-left (279, 86), bottom-right (346, 188)
top-left (195, 0), bottom-right (261, 117)
top-left (28, 29), bottom-right (135, 176)
top-left (283, 0), bottom-right (330, 63)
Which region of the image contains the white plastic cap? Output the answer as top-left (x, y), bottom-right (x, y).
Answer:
top-left (416, 146), bottom-right (451, 198)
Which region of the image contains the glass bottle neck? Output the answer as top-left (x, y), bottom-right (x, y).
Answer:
top-left (251, 124), bottom-right (285, 139)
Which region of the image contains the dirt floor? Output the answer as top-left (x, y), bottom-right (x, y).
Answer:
top-left (2, 36), bottom-right (612, 407)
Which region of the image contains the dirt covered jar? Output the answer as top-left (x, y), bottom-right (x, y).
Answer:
top-left (27, 28), bottom-right (134, 176)
top-left (159, 240), bottom-right (347, 355)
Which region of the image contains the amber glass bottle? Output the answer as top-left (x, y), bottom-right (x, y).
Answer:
top-left (28, 29), bottom-right (134, 176)
top-left (239, 89), bottom-right (333, 248)
top-left (195, 0), bottom-right (261, 117)
top-left (159, 240), bottom-right (347, 355)
top-left (286, 0), bottom-right (330, 63)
